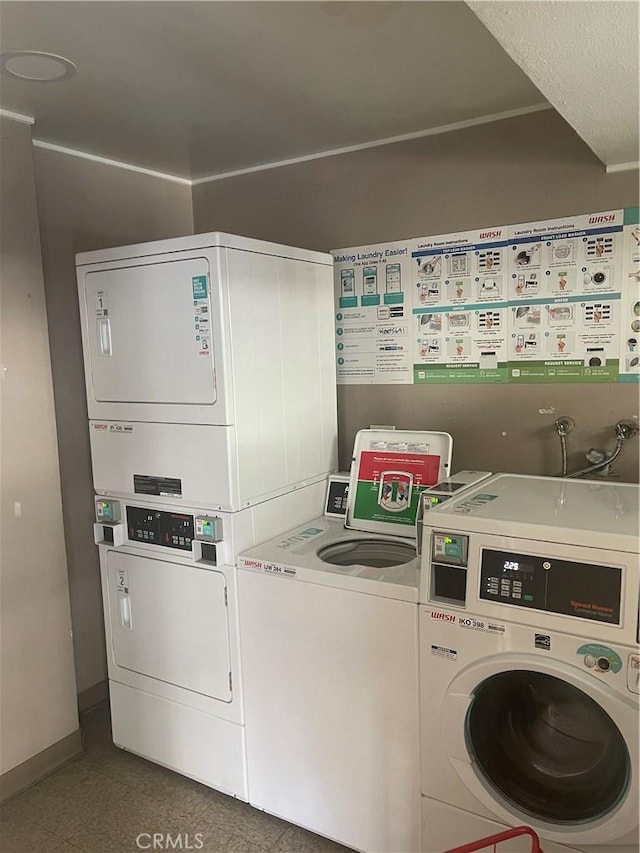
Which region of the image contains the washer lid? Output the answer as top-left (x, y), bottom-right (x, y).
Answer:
top-left (345, 428), bottom-right (453, 538)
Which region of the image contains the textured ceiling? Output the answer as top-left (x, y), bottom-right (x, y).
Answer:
top-left (468, 0), bottom-right (640, 168)
top-left (0, 1), bottom-right (545, 179)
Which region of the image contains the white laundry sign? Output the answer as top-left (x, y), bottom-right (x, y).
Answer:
top-left (332, 207), bottom-right (636, 385)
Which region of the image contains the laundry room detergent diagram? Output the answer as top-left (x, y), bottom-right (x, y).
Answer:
top-left (331, 207), bottom-right (637, 385)
top-left (349, 444), bottom-right (442, 528)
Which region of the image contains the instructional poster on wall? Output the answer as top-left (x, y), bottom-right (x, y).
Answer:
top-left (331, 207), bottom-right (636, 385)
top-left (619, 207), bottom-right (640, 382)
top-left (506, 209), bottom-right (624, 383)
top-left (332, 239), bottom-right (414, 384)
top-left (411, 225), bottom-right (509, 384)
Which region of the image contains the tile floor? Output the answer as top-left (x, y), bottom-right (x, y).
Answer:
top-left (0, 704), bottom-right (354, 853)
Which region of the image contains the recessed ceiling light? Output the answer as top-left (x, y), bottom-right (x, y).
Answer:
top-left (0, 51), bottom-right (77, 82)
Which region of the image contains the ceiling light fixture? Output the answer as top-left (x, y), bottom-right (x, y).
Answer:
top-left (0, 51), bottom-right (77, 82)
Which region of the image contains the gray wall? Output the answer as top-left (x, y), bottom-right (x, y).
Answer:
top-left (28, 108), bottom-right (640, 697)
top-left (33, 148), bottom-right (193, 695)
top-left (0, 119), bottom-right (78, 774)
top-left (193, 109), bottom-right (639, 481)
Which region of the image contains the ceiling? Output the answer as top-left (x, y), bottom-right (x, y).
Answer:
top-left (0, 2), bottom-right (637, 182)
top-left (0, 1), bottom-right (546, 180)
top-left (469, 0), bottom-right (640, 169)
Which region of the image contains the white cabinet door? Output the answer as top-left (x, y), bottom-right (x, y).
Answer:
top-left (84, 258), bottom-right (216, 406)
top-left (106, 551), bottom-right (232, 702)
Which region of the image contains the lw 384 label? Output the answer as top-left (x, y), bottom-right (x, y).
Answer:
top-left (264, 562), bottom-right (297, 578)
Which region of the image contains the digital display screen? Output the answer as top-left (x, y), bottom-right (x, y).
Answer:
top-left (502, 560), bottom-right (535, 578)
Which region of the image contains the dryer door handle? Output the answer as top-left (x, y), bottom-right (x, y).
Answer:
top-left (117, 591), bottom-right (132, 630)
top-left (98, 317), bottom-right (112, 356)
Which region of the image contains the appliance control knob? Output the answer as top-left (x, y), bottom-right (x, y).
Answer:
top-left (584, 654), bottom-right (596, 668)
top-left (597, 657), bottom-right (611, 672)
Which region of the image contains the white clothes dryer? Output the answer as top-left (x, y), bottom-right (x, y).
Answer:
top-left (418, 474), bottom-right (639, 853)
top-left (76, 232), bottom-right (337, 511)
top-left (237, 428), bottom-right (452, 853)
top-left (93, 479), bottom-right (327, 801)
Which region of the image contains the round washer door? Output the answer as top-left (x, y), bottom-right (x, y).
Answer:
top-left (440, 654), bottom-right (638, 846)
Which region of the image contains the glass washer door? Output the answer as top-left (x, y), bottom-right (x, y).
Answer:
top-left (466, 669), bottom-right (630, 824)
top-left (440, 654), bottom-right (639, 845)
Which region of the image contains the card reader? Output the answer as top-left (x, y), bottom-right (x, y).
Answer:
top-left (421, 470), bottom-right (493, 510)
top-left (416, 471), bottom-right (492, 555)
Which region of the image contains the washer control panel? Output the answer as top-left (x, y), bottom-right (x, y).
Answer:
top-left (479, 548), bottom-right (621, 625)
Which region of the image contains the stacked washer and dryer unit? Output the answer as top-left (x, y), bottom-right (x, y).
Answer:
top-left (77, 233), bottom-right (338, 800)
top-left (419, 474), bottom-right (639, 853)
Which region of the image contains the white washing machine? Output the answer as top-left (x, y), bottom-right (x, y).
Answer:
top-left (93, 480), bottom-right (327, 801)
top-left (418, 474), bottom-right (639, 853)
top-left (237, 429), bottom-right (452, 853)
top-left (76, 232), bottom-right (337, 510)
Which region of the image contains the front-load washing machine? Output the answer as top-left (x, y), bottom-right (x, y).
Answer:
top-left (93, 479), bottom-right (327, 801)
top-left (418, 474), bottom-right (639, 853)
top-left (237, 428), bottom-right (452, 853)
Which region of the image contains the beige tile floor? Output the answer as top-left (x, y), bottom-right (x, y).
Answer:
top-left (0, 704), bottom-right (354, 853)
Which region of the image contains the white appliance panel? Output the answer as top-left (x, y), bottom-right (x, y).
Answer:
top-left (418, 478), bottom-right (639, 852)
top-left (227, 249), bottom-right (338, 498)
top-left (239, 569), bottom-right (421, 853)
top-left (76, 230), bottom-right (332, 267)
top-left (78, 237), bottom-right (338, 506)
top-left (95, 481), bottom-right (328, 719)
top-left (90, 421), bottom-right (238, 509)
top-left (422, 798), bottom-right (584, 853)
top-left (84, 259), bottom-right (216, 407)
top-left (421, 531), bottom-right (635, 643)
top-left (419, 610), bottom-right (639, 849)
top-left (110, 681), bottom-right (247, 800)
top-left (239, 516), bottom-right (420, 601)
top-left (106, 551), bottom-right (231, 702)
top-left (422, 474), bottom-right (639, 552)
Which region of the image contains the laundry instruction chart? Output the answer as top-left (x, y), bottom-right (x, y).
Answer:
top-left (507, 210), bottom-right (624, 383)
top-left (350, 441), bottom-right (442, 528)
top-left (619, 207), bottom-right (640, 381)
top-left (331, 208), bottom-right (637, 385)
top-left (411, 226), bottom-right (509, 384)
top-left (332, 240), bottom-right (415, 384)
